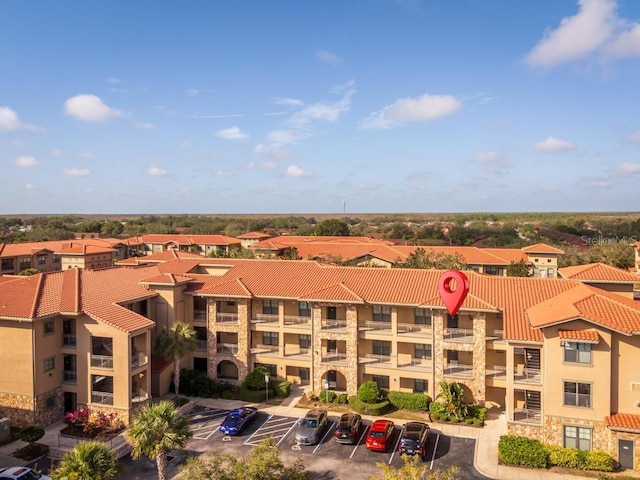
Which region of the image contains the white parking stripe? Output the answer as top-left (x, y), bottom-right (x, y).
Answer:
top-left (193, 425), bottom-right (220, 440)
top-left (277, 419), bottom-right (300, 447)
top-left (429, 434), bottom-right (440, 470)
top-left (349, 425), bottom-right (369, 459)
top-left (312, 422), bottom-right (336, 454)
top-left (388, 426), bottom-right (404, 465)
top-left (242, 414), bottom-right (273, 445)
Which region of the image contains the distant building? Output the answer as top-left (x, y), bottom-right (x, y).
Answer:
top-left (122, 234), bottom-right (241, 257)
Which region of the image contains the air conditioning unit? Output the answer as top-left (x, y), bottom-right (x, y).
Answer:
top-left (0, 418), bottom-right (11, 442)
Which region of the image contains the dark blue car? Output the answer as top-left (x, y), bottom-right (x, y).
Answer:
top-left (219, 407), bottom-right (258, 435)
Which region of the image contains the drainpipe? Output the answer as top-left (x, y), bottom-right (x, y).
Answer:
top-left (32, 325), bottom-right (37, 424)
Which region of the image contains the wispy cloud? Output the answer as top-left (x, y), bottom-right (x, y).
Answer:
top-left (585, 179), bottom-right (611, 188)
top-left (316, 49), bottom-right (342, 66)
top-left (474, 152), bottom-right (512, 175)
top-left (215, 170), bottom-right (232, 177)
top-left (616, 162), bottom-right (640, 174)
top-left (246, 161), bottom-right (276, 170)
top-left (285, 165), bottom-right (311, 177)
top-left (359, 92), bottom-right (461, 130)
top-left (0, 106), bottom-right (40, 131)
top-left (64, 94), bottom-right (123, 122)
top-left (63, 167), bottom-right (91, 176)
top-left (25, 183), bottom-right (35, 190)
top-left (628, 129), bottom-right (640, 143)
top-left (188, 113), bottom-right (244, 119)
top-left (271, 97), bottom-right (304, 108)
top-left (178, 139), bottom-right (191, 148)
top-left (80, 151), bottom-right (94, 160)
top-left (216, 126), bottom-right (248, 140)
top-left (132, 121), bottom-right (156, 130)
top-left (253, 144), bottom-right (294, 161)
top-left (107, 78), bottom-right (121, 84)
top-left (15, 155), bottom-right (38, 167)
top-left (51, 148), bottom-right (63, 156)
top-left (186, 88), bottom-right (214, 97)
top-left (147, 166), bottom-right (168, 176)
top-left (535, 136), bottom-right (575, 152)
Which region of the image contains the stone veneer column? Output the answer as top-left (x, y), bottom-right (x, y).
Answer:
top-left (206, 298), bottom-right (218, 379)
top-left (235, 300), bottom-right (250, 379)
top-left (311, 304), bottom-right (323, 393)
top-left (472, 312), bottom-right (487, 404)
top-left (345, 305), bottom-right (359, 395)
top-left (433, 311), bottom-right (445, 397)
top-left (391, 307), bottom-right (398, 368)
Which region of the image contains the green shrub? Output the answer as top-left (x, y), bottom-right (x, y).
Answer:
top-left (472, 418), bottom-right (483, 427)
top-left (243, 366), bottom-right (270, 390)
top-left (449, 416), bottom-right (460, 424)
top-left (336, 393), bottom-right (348, 404)
top-left (464, 418), bottom-right (475, 425)
top-left (18, 425), bottom-right (44, 445)
top-left (498, 435), bottom-right (548, 468)
top-left (387, 391), bottom-right (430, 411)
top-left (275, 381), bottom-right (291, 398)
top-left (305, 391), bottom-right (316, 401)
top-left (467, 405), bottom-right (487, 422)
top-left (584, 451), bottom-right (615, 472)
top-left (349, 395), bottom-right (389, 416)
top-left (173, 397), bottom-right (190, 408)
top-left (238, 384), bottom-right (274, 403)
top-left (546, 445), bottom-right (582, 469)
top-left (429, 401), bottom-right (445, 415)
top-left (319, 390), bottom-right (337, 403)
top-left (358, 381), bottom-right (382, 404)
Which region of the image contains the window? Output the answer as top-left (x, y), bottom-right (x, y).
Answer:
top-left (1, 259), bottom-right (12, 270)
top-left (547, 267), bottom-right (554, 277)
top-left (372, 340), bottom-right (391, 356)
top-left (18, 257), bottom-right (31, 270)
top-left (299, 335), bottom-right (311, 349)
top-left (44, 356), bottom-right (55, 372)
top-left (564, 342), bottom-right (592, 364)
top-left (299, 368), bottom-right (310, 381)
top-left (262, 331), bottom-right (279, 346)
top-left (414, 344), bottom-right (432, 359)
top-left (373, 305), bottom-right (391, 322)
top-left (38, 255), bottom-right (47, 265)
top-left (44, 320), bottom-right (55, 335)
top-left (485, 266), bottom-right (504, 276)
top-left (564, 425), bottom-right (591, 451)
top-left (298, 301), bottom-right (311, 317)
top-left (414, 308), bottom-right (431, 326)
top-left (372, 375), bottom-right (390, 389)
top-left (563, 381), bottom-right (591, 407)
top-left (226, 301), bottom-right (236, 306)
top-left (262, 299), bottom-right (278, 315)
top-left (255, 363), bottom-right (277, 377)
top-left (45, 395), bottom-right (56, 409)
top-left (414, 379), bottom-right (428, 393)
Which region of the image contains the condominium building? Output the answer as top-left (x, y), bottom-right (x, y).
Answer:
top-left (0, 257), bottom-right (639, 469)
top-left (123, 234), bottom-right (241, 257)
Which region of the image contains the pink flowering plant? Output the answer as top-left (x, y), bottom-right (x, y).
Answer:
top-left (63, 408), bottom-right (91, 428)
top-left (63, 408), bottom-right (123, 438)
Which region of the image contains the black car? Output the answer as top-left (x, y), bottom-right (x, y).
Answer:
top-left (333, 413), bottom-right (362, 444)
top-left (398, 422), bottom-right (430, 459)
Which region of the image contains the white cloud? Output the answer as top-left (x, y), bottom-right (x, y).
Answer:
top-left (266, 129), bottom-right (311, 146)
top-left (285, 165), bottom-right (311, 177)
top-left (359, 92), bottom-right (461, 130)
top-left (246, 161), bottom-right (275, 170)
top-left (628, 129), bottom-right (640, 143)
top-left (25, 183), bottom-right (35, 190)
top-left (64, 94), bottom-right (123, 122)
top-left (107, 78), bottom-right (121, 84)
top-left (186, 89), bottom-right (200, 96)
top-left (317, 49), bottom-right (342, 66)
top-left (607, 23), bottom-right (640, 57)
top-left (535, 136), bottom-right (575, 152)
top-left (586, 180), bottom-right (610, 188)
top-left (51, 148), bottom-right (63, 156)
top-left (290, 81), bottom-right (356, 127)
top-left (253, 143), bottom-right (294, 161)
top-left (12, 139), bottom-right (24, 148)
top-left (216, 126), bottom-right (248, 140)
top-left (0, 106), bottom-right (38, 131)
top-left (215, 170), bottom-right (232, 177)
top-left (147, 166), bottom-right (168, 176)
top-left (616, 162), bottom-right (640, 174)
top-left (132, 121), bottom-right (156, 130)
top-left (63, 167), bottom-right (91, 176)
top-left (272, 97), bottom-right (304, 108)
top-left (80, 151), bottom-right (94, 160)
top-left (178, 139), bottom-right (191, 148)
top-left (15, 155), bottom-right (38, 167)
top-left (474, 152), bottom-right (512, 175)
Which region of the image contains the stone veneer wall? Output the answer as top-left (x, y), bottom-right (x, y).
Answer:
top-left (206, 298), bottom-right (250, 382)
top-left (34, 387), bottom-right (64, 427)
top-left (0, 392), bottom-right (35, 427)
top-left (508, 422), bottom-right (544, 441)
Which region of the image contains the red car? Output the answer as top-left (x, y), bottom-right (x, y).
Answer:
top-left (366, 419), bottom-right (395, 452)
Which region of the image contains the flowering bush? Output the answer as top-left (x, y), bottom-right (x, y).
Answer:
top-left (63, 408), bottom-right (123, 438)
top-left (63, 408), bottom-right (91, 428)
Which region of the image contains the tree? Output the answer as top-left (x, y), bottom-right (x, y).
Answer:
top-left (177, 438), bottom-right (310, 480)
top-left (126, 401), bottom-right (192, 480)
top-left (50, 440), bottom-right (121, 480)
top-left (358, 380), bottom-right (382, 403)
top-left (101, 221), bottom-right (124, 236)
top-left (19, 268), bottom-right (41, 276)
top-left (17, 425), bottom-right (44, 446)
top-left (435, 380), bottom-right (468, 419)
top-left (244, 365), bottom-right (271, 390)
top-left (313, 219), bottom-right (350, 236)
top-left (155, 322), bottom-right (199, 397)
top-left (395, 248), bottom-right (468, 270)
top-left (506, 259), bottom-right (530, 277)
top-left (370, 454), bottom-right (459, 480)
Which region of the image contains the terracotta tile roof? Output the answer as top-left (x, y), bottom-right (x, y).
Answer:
top-left (237, 231), bottom-right (272, 239)
top-left (301, 283), bottom-right (365, 303)
top-left (57, 244), bottom-right (116, 255)
top-left (521, 243), bottom-right (565, 254)
top-left (0, 239), bottom-right (128, 258)
top-left (527, 283), bottom-right (640, 335)
top-left (114, 250), bottom-right (203, 265)
top-left (558, 329), bottom-right (600, 343)
top-left (252, 236), bottom-right (395, 251)
top-left (559, 263), bottom-right (640, 283)
top-left (124, 234), bottom-right (241, 246)
top-left (139, 273), bottom-right (193, 285)
top-left (196, 278), bottom-right (252, 298)
top-left (606, 413), bottom-right (640, 432)
top-left (391, 246), bottom-right (528, 266)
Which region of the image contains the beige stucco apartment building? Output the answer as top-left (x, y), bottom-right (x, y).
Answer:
top-left (1, 257), bottom-right (639, 469)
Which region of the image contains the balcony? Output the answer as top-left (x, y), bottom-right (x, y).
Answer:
top-left (62, 334), bottom-right (77, 348)
top-left (216, 343), bottom-right (238, 355)
top-left (443, 363), bottom-right (473, 378)
top-left (320, 353), bottom-right (347, 365)
top-left (252, 313), bottom-right (279, 325)
top-left (284, 348), bottom-right (311, 360)
top-left (91, 355), bottom-right (113, 369)
top-left (487, 329), bottom-right (504, 341)
top-left (320, 319), bottom-right (347, 331)
top-left (193, 310), bottom-right (207, 323)
top-left (216, 312), bottom-right (239, 324)
top-left (131, 352), bottom-right (149, 368)
top-left (132, 391), bottom-right (149, 405)
top-left (513, 408), bottom-right (542, 425)
top-left (397, 323), bottom-right (432, 337)
top-left (359, 321), bottom-right (393, 335)
top-left (196, 339), bottom-right (207, 352)
top-left (91, 391), bottom-right (114, 405)
top-left (63, 370), bottom-right (77, 384)
top-left (443, 328), bottom-right (474, 343)
top-left (283, 316), bottom-right (312, 328)
top-left (251, 344), bottom-right (279, 357)
top-left (398, 357), bottom-right (432, 372)
top-left (514, 367), bottom-right (542, 385)
top-left (485, 365), bottom-right (507, 380)
top-left (359, 353), bottom-right (393, 367)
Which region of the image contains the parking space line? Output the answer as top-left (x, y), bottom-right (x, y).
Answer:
top-left (185, 408), bottom-right (228, 420)
top-left (388, 426), bottom-right (404, 464)
top-left (193, 425), bottom-right (220, 441)
top-left (242, 414), bottom-right (273, 445)
top-left (276, 419), bottom-right (300, 447)
top-left (349, 425), bottom-right (369, 459)
top-left (312, 422), bottom-right (336, 454)
top-left (429, 434), bottom-right (440, 470)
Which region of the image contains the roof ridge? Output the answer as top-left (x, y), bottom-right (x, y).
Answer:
top-left (339, 281), bottom-right (364, 302)
top-left (30, 273), bottom-right (46, 318)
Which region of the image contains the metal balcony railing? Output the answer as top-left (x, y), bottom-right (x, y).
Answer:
top-left (62, 334), bottom-right (77, 347)
top-left (361, 321), bottom-right (393, 332)
top-left (63, 370), bottom-right (77, 384)
top-left (91, 391), bottom-right (114, 405)
top-left (513, 408), bottom-right (542, 424)
top-left (443, 328), bottom-right (474, 343)
top-left (253, 313), bottom-right (279, 324)
top-left (398, 357), bottom-right (432, 371)
top-left (193, 310), bottom-right (207, 323)
top-left (131, 352), bottom-right (148, 368)
top-left (514, 367), bottom-right (542, 384)
top-left (321, 319), bottom-right (347, 330)
top-left (91, 354), bottom-right (113, 369)
top-left (285, 348), bottom-right (311, 358)
top-left (216, 343), bottom-right (238, 355)
top-left (216, 313), bottom-right (239, 324)
top-left (360, 353), bottom-right (393, 366)
top-left (486, 365), bottom-right (508, 379)
top-left (488, 329), bottom-right (504, 340)
top-left (283, 315), bottom-right (312, 327)
top-left (397, 323), bottom-right (432, 336)
top-left (251, 344), bottom-right (279, 356)
top-left (444, 363), bottom-right (474, 378)
top-left (321, 353), bottom-right (347, 364)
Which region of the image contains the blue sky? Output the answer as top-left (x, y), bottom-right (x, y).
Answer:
top-left (1, 0), bottom-right (639, 215)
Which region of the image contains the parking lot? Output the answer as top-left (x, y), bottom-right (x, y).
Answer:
top-left (183, 406), bottom-right (489, 480)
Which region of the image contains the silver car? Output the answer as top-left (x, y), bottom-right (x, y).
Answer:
top-left (295, 408), bottom-right (328, 445)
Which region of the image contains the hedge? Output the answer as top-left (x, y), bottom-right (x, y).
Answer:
top-left (349, 395), bottom-right (389, 416)
top-left (238, 384), bottom-right (275, 403)
top-left (387, 391), bottom-right (431, 411)
top-left (319, 390), bottom-right (337, 403)
top-left (544, 445), bottom-right (614, 472)
top-left (275, 381), bottom-right (291, 398)
top-left (357, 381), bottom-right (382, 403)
top-left (336, 393), bottom-right (349, 404)
top-left (498, 435), bottom-right (548, 468)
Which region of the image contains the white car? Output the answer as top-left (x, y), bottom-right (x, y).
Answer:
top-left (0, 467), bottom-right (51, 480)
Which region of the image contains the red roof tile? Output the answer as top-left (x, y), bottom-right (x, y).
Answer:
top-left (606, 413), bottom-right (640, 432)
top-left (558, 329), bottom-right (600, 343)
top-left (559, 263), bottom-right (640, 283)
top-left (521, 243), bottom-right (565, 254)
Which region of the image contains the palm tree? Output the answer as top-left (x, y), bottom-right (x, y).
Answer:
top-left (50, 440), bottom-right (121, 480)
top-left (436, 380), bottom-right (468, 419)
top-left (155, 321), bottom-right (198, 396)
top-left (126, 400), bottom-right (192, 480)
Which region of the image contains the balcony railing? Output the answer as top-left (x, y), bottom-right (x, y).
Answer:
top-left (251, 344), bottom-right (279, 356)
top-left (216, 313), bottom-right (239, 324)
top-left (321, 353), bottom-right (347, 364)
top-left (285, 348), bottom-right (311, 359)
top-left (91, 391), bottom-right (114, 405)
top-left (444, 363), bottom-right (474, 378)
top-left (132, 391), bottom-right (149, 405)
top-left (398, 357), bottom-right (432, 371)
top-left (487, 329), bottom-right (504, 340)
top-left (196, 339), bottom-right (207, 351)
top-left (193, 310), bottom-right (207, 323)
top-left (283, 315), bottom-right (312, 327)
top-left (62, 334), bottom-right (77, 347)
top-left (360, 353), bottom-right (393, 366)
top-left (514, 367), bottom-right (542, 384)
top-left (63, 370), bottom-right (77, 384)
top-left (216, 343), bottom-right (238, 355)
top-left (253, 313), bottom-right (279, 324)
top-left (131, 352), bottom-right (148, 368)
top-left (321, 319), bottom-right (347, 330)
top-left (359, 321), bottom-right (393, 333)
top-left (513, 408), bottom-right (542, 424)
top-left (486, 365), bottom-right (508, 379)
top-left (91, 354), bottom-right (113, 369)
top-left (397, 323), bottom-right (432, 337)
top-left (443, 328), bottom-right (474, 343)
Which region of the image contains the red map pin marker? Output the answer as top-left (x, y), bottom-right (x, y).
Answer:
top-left (438, 270), bottom-right (470, 316)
